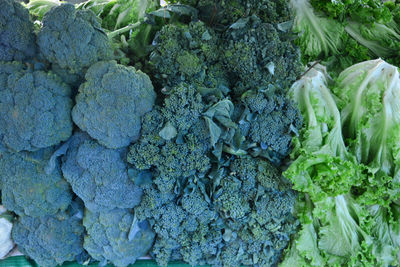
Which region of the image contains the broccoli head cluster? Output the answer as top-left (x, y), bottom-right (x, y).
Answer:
top-left (127, 81), bottom-right (299, 266)
top-left (0, 0), bottom-right (36, 62)
top-left (0, 62), bottom-right (73, 152)
top-left (37, 3), bottom-right (113, 75)
top-left (0, 0), bottom-right (304, 266)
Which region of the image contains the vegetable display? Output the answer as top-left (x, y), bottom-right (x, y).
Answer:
top-left (1, 0), bottom-right (400, 267)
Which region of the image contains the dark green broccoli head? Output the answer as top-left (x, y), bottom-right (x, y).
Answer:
top-left (0, 0), bottom-right (36, 62)
top-left (149, 22), bottom-right (227, 91)
top-left (0, 147), bottom-right (72, 217)
top-left (61, 132), bottom-right (143, 212)
top-left (175, 0), bottom-right (292, 26)
top-left (37, 3), bottom-right (112, 74)
top-left (72, 60), bottom-right (156, 149)
top-left (83, 208), bottom-right (155, 267)
top-left (12, 211), bottom-right (84, 267)
top-left (0, 61), bottom-right (73, 152)
top-left (222, 15), bottom-right (302, 95)
top-left (127, 83), bottom-right (211, 180)
top-left (240, 90), bottom-right (303, 160)
top-left (211, 156), bottom-right (298, 267)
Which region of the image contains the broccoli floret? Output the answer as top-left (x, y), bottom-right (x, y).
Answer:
top-left (83, 208), bottom-right (155, 267)
top-left (0, 148), bottom-right (72, 217)
top-left (0, 61), bottom-right (73, 152)
top-left (12, 211), bottom-right (84, 267)
top-left (175, 0), bottom-right (292, 26)
top-left (72, 60), bottom-right (156, 149)
top-left (0, 0), bottom-right (36, 62)
top-left (149, 22), bottom-right (228, 92)
top-left (222, 15), bottom-right (302, 95)
top-left (127, 84), bottom-right (211, 180)
top-left (212, 156), bottom-right (298, 267)
top-left (37, 3), bottom-right (112, 75)
top-left (61, 132), bottom-right (143, 212)
top-left (240, 90), bottom-right (303, 160)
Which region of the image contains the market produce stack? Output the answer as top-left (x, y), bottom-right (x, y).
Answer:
top-left (1, 0), bottom-right (400, 267)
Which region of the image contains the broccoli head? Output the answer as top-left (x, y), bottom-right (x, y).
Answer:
top-left (222, 15), bottom-right (302, 95)
top-left (0, 147), bottom-right (72, 217)
top-left (0, 0), bottom-right (36, 62)
top-left (149, 21), bottom-right (229, 92)
top-left (72, 60), bottom-right (156, 149)
top-left (12, 211), bottom-right (84, 267)
top-left (127, 83), bottom-right (211, 180)
top-left (61, 132), bottom-right (143, 212)
top-left (240, 90), bottom-right (303, 160)
top-left (212, 156), bottom-right (298, 267)
top-left (175, 0), bottom-right (293, 26)
top-left (83, 208), bottom-right (155, 267)
top-left (37, 3), bottom-right (112, 75)
top-left (0, 61), bottom-right (73, 152)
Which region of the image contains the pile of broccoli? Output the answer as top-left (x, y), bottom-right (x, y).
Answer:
top-left (0, 0), bottom-right (304, 266)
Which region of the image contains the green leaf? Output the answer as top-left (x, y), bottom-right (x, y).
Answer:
top-left (204, 117), bottom-right (222, 147)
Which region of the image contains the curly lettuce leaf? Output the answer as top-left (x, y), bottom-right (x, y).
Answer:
top-left (333, 59), bottom-right (400, 180)
top-left (286, 64), bottom-right (364, 201)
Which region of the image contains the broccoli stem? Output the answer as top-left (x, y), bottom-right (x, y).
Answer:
top-left (108, 21), bottom-right (142, 39)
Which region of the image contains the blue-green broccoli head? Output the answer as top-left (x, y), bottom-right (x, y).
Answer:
top-left (0, 147), bottom-right (72, 217)
top-left (37, 3), bottom-right (112, 74)
top-left (222, 15), bottom-right (302, 95)
top-left (83, 208), bottom-right (155, 267)
top-left (12, 211), bottom-right (84, 267)
top-left (0, 0), bottom-right (36, 62)
top-left (240, 90), bottom-right (303, 160)
top-left (0, 61), bottom-right (73, 152)
top-left (175, 0), bottom-right (292, 25)
top-left (72, 60), bottom-right (156, 149)
top-left (61, 132), bottom-right (143, 212)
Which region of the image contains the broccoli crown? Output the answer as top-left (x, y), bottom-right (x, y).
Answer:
top-left (240, 90), bottom-right (303, 160)
top-left (12, 211), bottom-right (84, 267)
top-left (37, 3), bottom-right (112, 74)
top-left (212, 156), bottom-right (298, 267)
top-left (222, 15), bottom-right (302, 95)
top-left (127, 83), bottom-right (211, 180)
top-left (176, 0), bottom-right (292, 26)
top-left (0, 0), bottom-right (36, 62)
top-left (0, 148), bottom-right (72, 217)
top-left (61, 132), bottom-right (143, 212)
top-left (72, 60), bottom-right (156, 149)
top-left (83, 208), bottom-right (155, 267)
top-left (0, 61), bottom-right (73, 152)
top-left (149, 21), bottom-right (228, 91)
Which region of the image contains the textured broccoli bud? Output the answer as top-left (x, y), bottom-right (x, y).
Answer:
top-left (0, 61), bottom-right (73, 152)
top-left (0, 147), bottom-right (72, 217)
top-left (240, 90), bottom-right (303, 160)
top-left (127, 83), bottom-right (211, 180)
top-left (175, 0), bottom-right (292, 26)
top-left (212, 156), bottom-right (298, 267)
top-left (61, 132), bottom-right (143, 212)
top-left (222, 15), bottom-right (302, 95)
top-left (0, 0), bottom-right (36, 62)
top-left (37, 3), bottom-right (113, 75)
top-left (72, 60), bottom-right (156, 149)
top-left (149, 22), bottom-right (228, 91)
top-left (12, 211), bottom-right (84, 267)
top-left (83, 208), bottom-right (155, 267)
